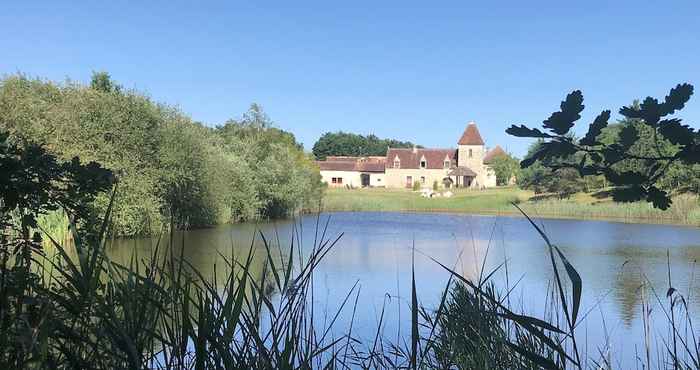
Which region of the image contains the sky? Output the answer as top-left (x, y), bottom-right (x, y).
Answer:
top-left (2, 1), bottom-right (699, 157)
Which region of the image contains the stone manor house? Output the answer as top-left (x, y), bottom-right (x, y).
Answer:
top-left (317, 122), bottom-right (505, 189)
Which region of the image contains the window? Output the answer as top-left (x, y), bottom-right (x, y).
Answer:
top-left (331, 177), bottom-right (337, 184)
top-left (443, 160), bottom-right (450, 169)
top-left (394, 160), bottom-right (400, 169)
top-left (406, 176), bottom-right (413, 187)
top-left (420, 160), bottom-right (426, 169)
top-left (420, 176), bottom-right (426, 184)
top-left (337, 177), bottom-right (343, 184)
top-left (469, 149), bottom-right (473, 158)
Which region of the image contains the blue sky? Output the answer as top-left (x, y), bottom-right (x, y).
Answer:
top-left (2, 1), bottom-right (699, 156)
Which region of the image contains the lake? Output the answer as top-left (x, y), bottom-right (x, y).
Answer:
top-left (106, 211), bottom-right (700, 367)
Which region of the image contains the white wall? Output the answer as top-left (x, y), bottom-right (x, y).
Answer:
top-left (319, 170), bottom-right (362, 188)
top-left (320, 170), bottom-right (386, 188)
top-left (369, 172), bottom-right (385, 187)
top-left (384, 168), bottom-right (452, 189)
top-left (457, 144), bottom-right (485, 172)
top-left (484, 165), bottom-right (497, 188)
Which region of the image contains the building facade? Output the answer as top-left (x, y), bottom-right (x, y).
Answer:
top-left (317, 122), bottom-right (499, 189)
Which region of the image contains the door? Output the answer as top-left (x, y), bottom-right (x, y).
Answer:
top-left (406, 176), bottom-right (413, 188)
top-left (361, 173), bottom-right (370, 187)
top-left (463, 176), bottom-right (473, 187)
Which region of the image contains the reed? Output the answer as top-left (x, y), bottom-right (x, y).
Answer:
top-left (2, 196), bottom-right (699, 369)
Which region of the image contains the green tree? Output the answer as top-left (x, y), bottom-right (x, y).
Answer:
top-left (217, 104), bottom-right (323, 219)
top-left (0, 74), bottom-right (323, 236)
top-left (312, 131), bottom-right (419, 160)
top-left (516, 141), bottom-right (585, 197)
top-left (507, 84), bottom-right (698, 209)
top-left (89, 71), bottom-right (121, 93)
top-left (0, 127), bottom-right (112, 279)
top-left (597, 102), bottom-right (700, 194)
top-left (488, 152), bottom-right (520, 186)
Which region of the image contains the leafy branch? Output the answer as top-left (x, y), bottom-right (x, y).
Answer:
top-left (506, 84), bottom-right (697, 209)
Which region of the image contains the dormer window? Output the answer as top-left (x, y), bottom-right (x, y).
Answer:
top-left (393, 156), bottom-right (401, 169)
top-left (444, 160), bottom-right (450, 169)
top-left (419, 155), bottom-right (427, 169)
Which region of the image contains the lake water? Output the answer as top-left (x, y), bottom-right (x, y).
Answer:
top-left (107, 211), bottom-right (700, 367)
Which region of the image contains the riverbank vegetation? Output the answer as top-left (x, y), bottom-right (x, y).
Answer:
top-left (509, 84), bottom-right (699, 209)
top-left (0, 73), bottom-right (323, 236)
top-left (321, 187), bottom-right (700, 225)
top-left (2, 162), bottom-right (696, 368)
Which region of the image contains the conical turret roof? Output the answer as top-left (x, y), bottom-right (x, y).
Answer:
top-left (458, 121), bottom-right (484, 145)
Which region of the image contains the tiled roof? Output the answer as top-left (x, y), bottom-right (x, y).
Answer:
top-left (483, 145), bottom-right (506, 164)
top-left (386, 148), bottom-right (457, 169)
top-left (458, 122), bottom-right (485, 145)
top-left (316, 156), bottom-right (386, 172)
top-left (448, 167), bottom-right (477, 177)
top-left (325, 156), bottom-right (361, 162)
top-left (317, 161), bottom-right (355, 171)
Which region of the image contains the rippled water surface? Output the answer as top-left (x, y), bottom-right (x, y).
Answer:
top-left (107, 212), bottom-right (700, 366)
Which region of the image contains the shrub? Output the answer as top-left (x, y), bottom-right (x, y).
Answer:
top-left (0, 73), bottom-right (323, 235)
top-left (413, 180), bottom-right (421, 191)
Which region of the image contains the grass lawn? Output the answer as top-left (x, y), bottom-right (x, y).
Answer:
top-left (320, 186), bottom-right (700, 225)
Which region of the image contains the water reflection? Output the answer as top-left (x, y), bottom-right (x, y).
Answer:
top-left (104, 212), bottom-right (700, 366)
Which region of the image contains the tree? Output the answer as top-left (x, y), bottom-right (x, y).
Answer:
top-left (216, 104), bottom-right (323, 219)
top-left (90, 71), bottom-right (121, 93)
top-left (0, 128), bottom-right (113, 279)
top-left (488, 152), bottom-right (520, 186)
top-left (516, 141), bottom-right (585, 197)
top-left (0, 74), bottom-right (324, 235)
top-left (597, 102), bottom-right (700, 194)
top-left (507, 84), bottom-right (697, 209)
top-left (312, 131), bottom-right (419, 160)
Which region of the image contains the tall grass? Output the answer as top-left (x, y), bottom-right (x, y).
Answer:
top-left (323, 187), bottom-right (700, 225)
top-left (1, 199), bottom-right (359, 369)
top-left (519, 193), bottom-right (700, 225)
top-left (2, 197), bottom-right (699, 369)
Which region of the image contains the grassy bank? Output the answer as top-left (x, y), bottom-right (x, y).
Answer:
top-left (321, 187), bottom-right (700, 225)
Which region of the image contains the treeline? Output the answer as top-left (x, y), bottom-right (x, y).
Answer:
top-left (518, 101), bottom-right (700, 198)
top-left (0, 73), bottom-right (323, 236)
top-left (312, 131), bottom-right (419, 160)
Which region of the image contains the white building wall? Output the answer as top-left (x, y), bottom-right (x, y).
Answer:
top-left (369, 173), bottom-right (385, 187)
top-left (484, 166), bottom-right (497, 188)
top-left (457, 144), bottom-right (485, 172)
top-left (384, 168), bottom-right (452, 189)
top-left (320, 170), bottom-right (387, 188)
top-left (319, 170), bottom-right (362, 188)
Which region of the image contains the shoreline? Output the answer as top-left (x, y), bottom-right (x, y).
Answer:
top-left (314, 208), bottom-right (700, 228)
top-left (319, 187), bottom-right (700, 227)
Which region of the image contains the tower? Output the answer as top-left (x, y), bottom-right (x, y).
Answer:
top-left (457, 121), bottom-right (485, 171)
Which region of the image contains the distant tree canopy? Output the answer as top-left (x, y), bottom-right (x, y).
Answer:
top-left (507, 83), bottom-right (698, 209)
top-left (312, 131), bottom-right (419, 160)
top-left (0, 72), bottom-right (323, 236)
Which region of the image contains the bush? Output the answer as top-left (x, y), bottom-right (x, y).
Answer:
top-left (0, 73), bottom-right (323, 235)
top-left (413, 180), bottom-right (421, 191)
